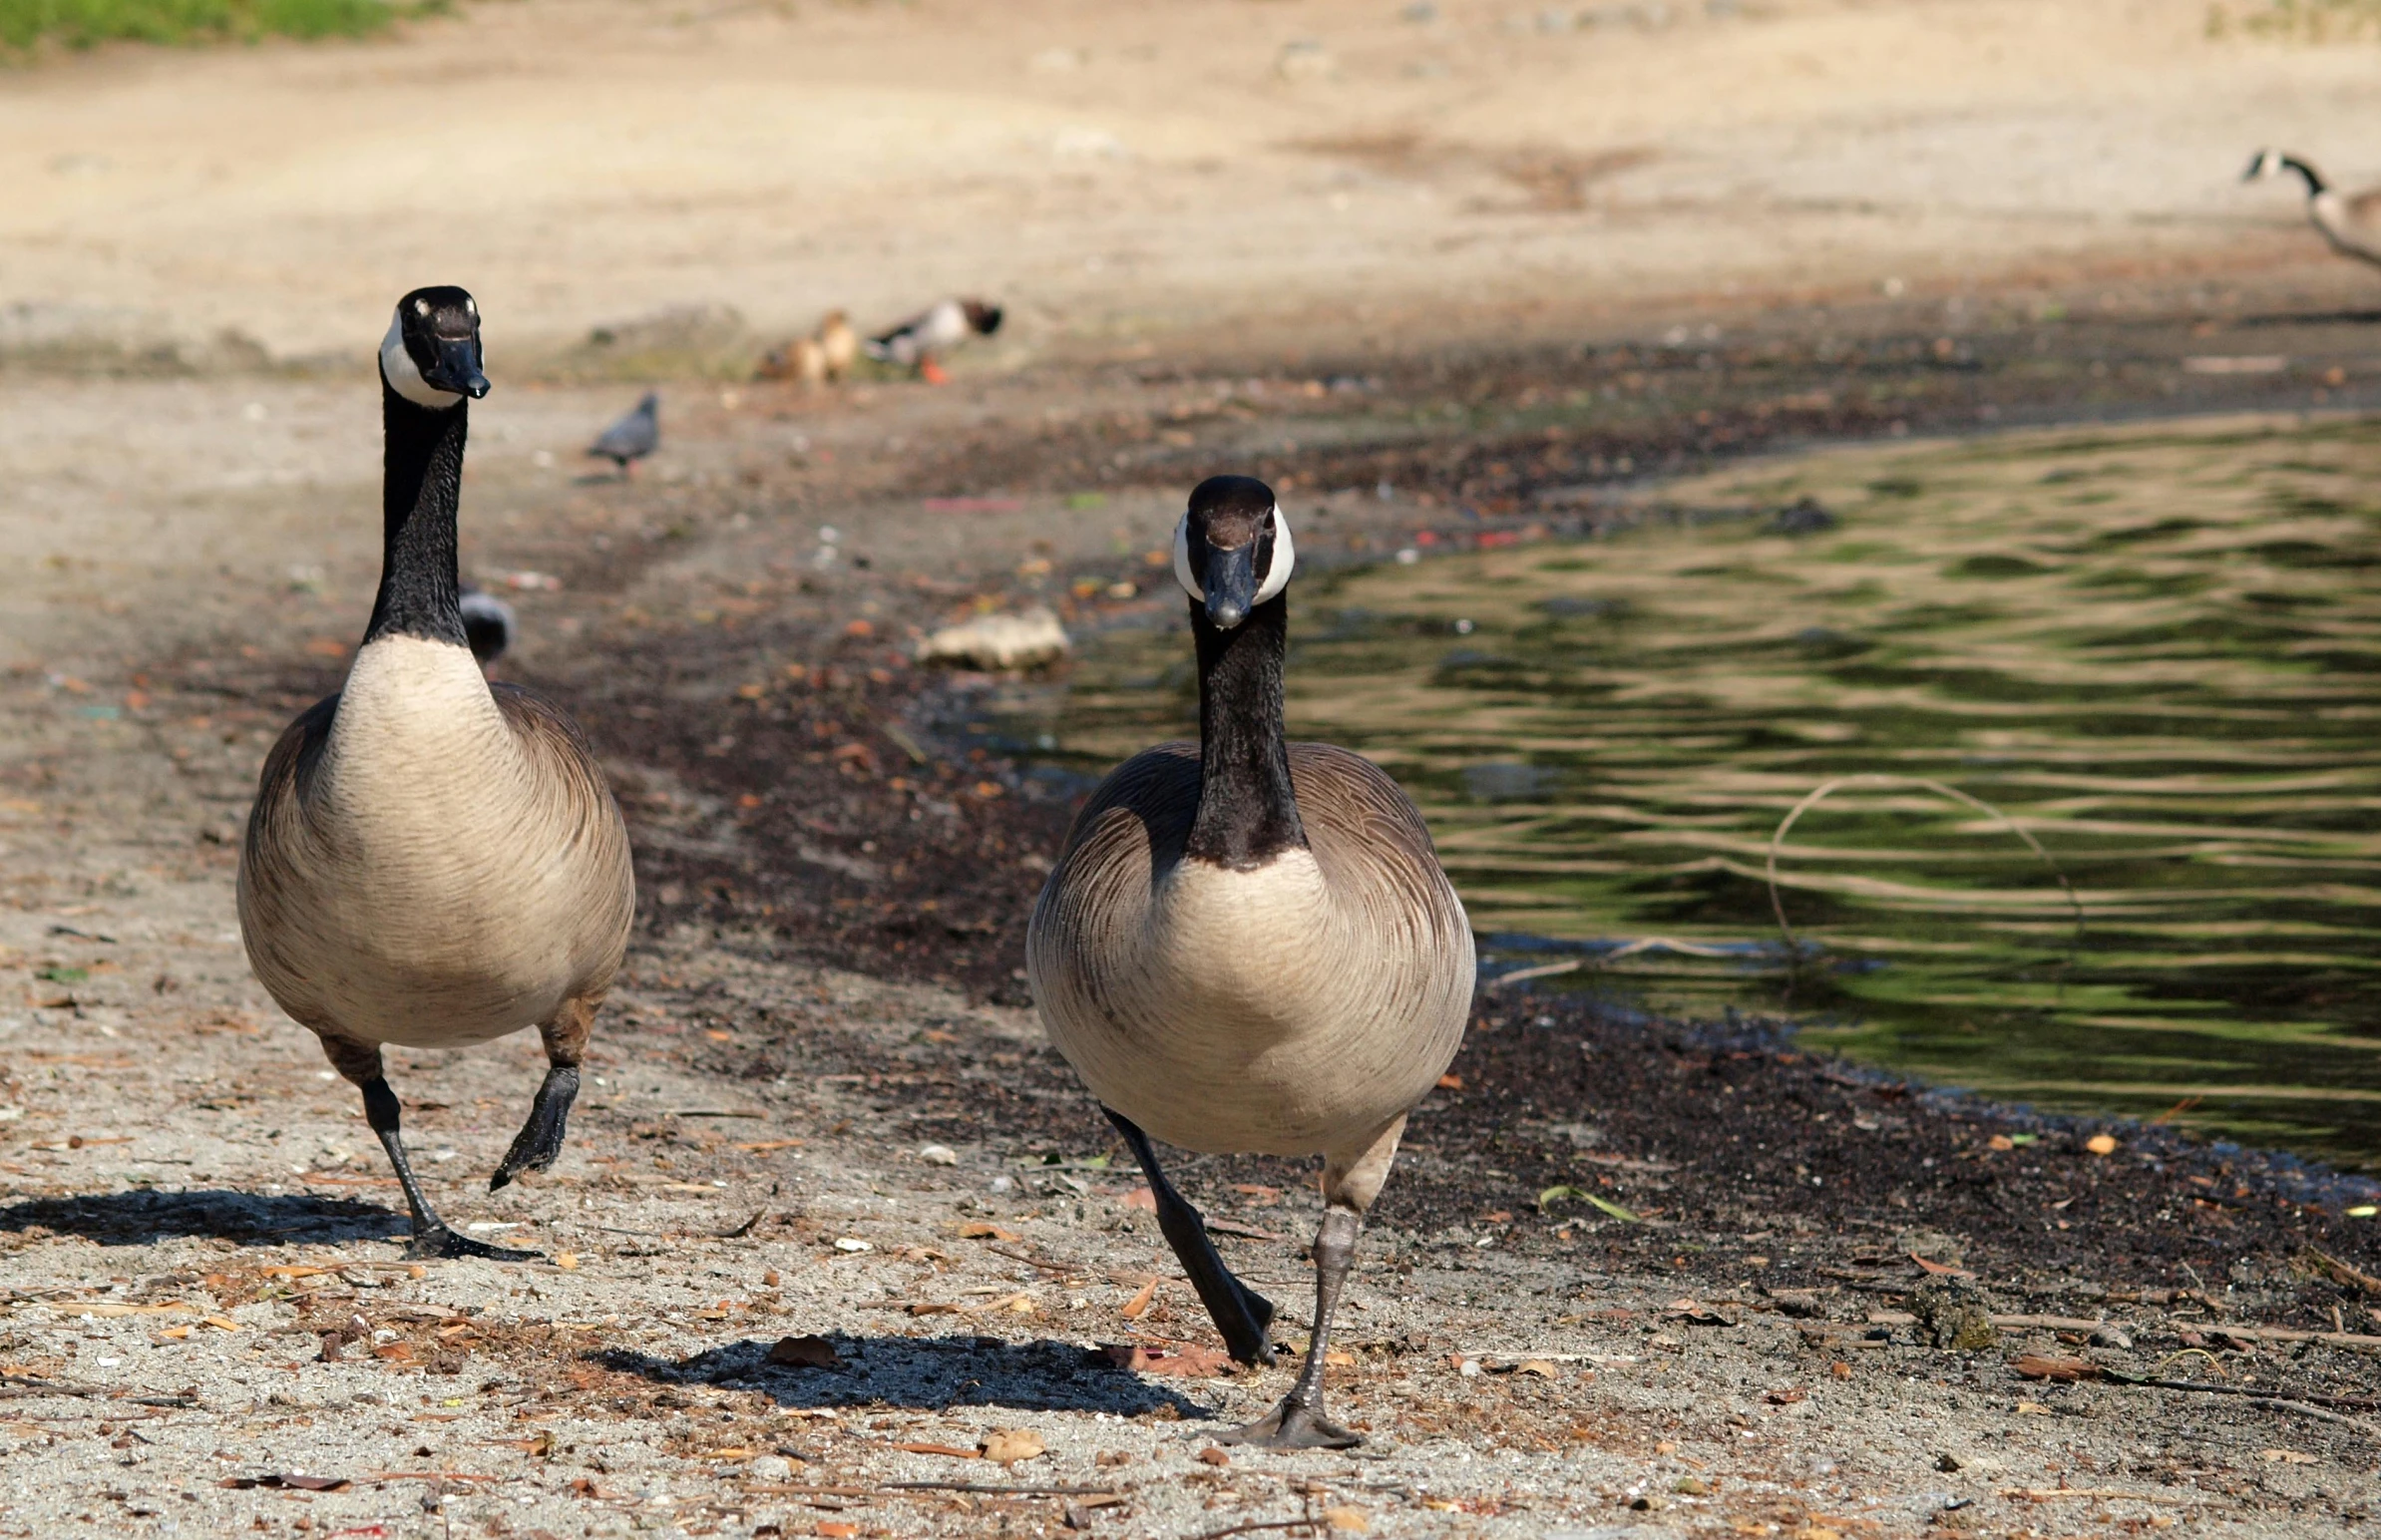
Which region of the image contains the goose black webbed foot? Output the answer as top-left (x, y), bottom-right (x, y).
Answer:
top-left (405, 1223), bottom-right (541, 1264)
top-left (360, 1074), bottom-right (542, 1264)
top-left (491, 1064), bottom-right (580, 1191)
top-left (1219, 1394), bottom-right (1363, 1450)
top-left (1102, 1106), bottom-right (1282, 1365)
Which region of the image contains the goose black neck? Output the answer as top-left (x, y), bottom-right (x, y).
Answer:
top-left (2285, 157), bottom-right (2328, 195)
top-left (1186, 591), bottom-right (1305, 868)
top-left (364, 380), bottom-right (471, 649)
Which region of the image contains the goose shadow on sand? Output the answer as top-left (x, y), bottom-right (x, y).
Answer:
top-left (599, 1335), bottom-right (1215, 1420)
top-left (0, 1189), bottom-right (407, 1248)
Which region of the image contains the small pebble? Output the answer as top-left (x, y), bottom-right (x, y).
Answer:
top-left (920, 1144), bottom-right (958, 1166)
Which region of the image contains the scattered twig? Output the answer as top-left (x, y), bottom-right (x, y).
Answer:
top-left (1485, 959), bottom-right (1580, 989)
top-left (987, 1247), bottom-right (1078, 1275)
top-left (2002, 1489), bottom-right (2201, 1505)
top-left (2300, 1246), bottom-right (2381, 1297)
top-left (0, 1374), bottom-right (198, 1408)
top-left (664, 1109), bottom-right (767, 1119)
top-left (880, 1482), bottom-right (1124, 1497)
top-left (718, 1209), bottom-right (766, 1240)
top-left (1182, 1520), bottom-right (1321, 1540)
top-left (2101, 1369), bottom-right (2379, 1412)
top-left (2099, 1370), bottom-right (2381, 1433)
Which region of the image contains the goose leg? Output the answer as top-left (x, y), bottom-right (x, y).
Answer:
top-left (492, 993), bottom-right (597, 1191)
top-left (1102, 1107), bottom-right (1279, 1365)
top-left (322, 1036), bottom-right (538, 1263)
top-left (1224, 1113), bottom-right (1410, 1450)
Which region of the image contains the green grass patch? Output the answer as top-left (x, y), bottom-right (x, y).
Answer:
top-left (0, 0), bottom-right (434, 53)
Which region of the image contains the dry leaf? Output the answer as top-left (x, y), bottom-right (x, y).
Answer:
top-left (815, 1524), bottom-right (860, 1538)
top-left (1325, 1349), bottom-right (1357, 1367)
top-left (1119, 1279), bottom-right (1158, 1319)
top-left (1325, 1507), bottom-right (1370, 1533)
top-left (2261, 1448), bottom-right (2318, 1465)
top-left (2015, 1399), bottom-right (2052, 1415)
top-left (2014, 1354), bottom-right (2098, 1382)
top-left (1435, 1073), bottom-right (1462, 1090)
top-left (981, 1428), bottom-right (1046, 1465)
top-left (958, 1222), bottom-right (1021, 1242)
top-left (1101, 1343), bottom-right (1233, 1378)
top-left (1196, 1446), bottom-right (1230, 1467)
top-left (1120, 1187), bottom-right (1158, 1212)
top-left (554, 1253), bottom-right (579, 1271)
top-left (768, 1335), bottom-right (839, 1368)
top-left (261, 1266), bottom-right (334, 1280)
top-left (2085, 1134), bottom-right (2118, 1156)
top-left (1910, 1252), bottom-right (1973, 1278)
top-left (1515, 1359), bottom-right (1558, 1378)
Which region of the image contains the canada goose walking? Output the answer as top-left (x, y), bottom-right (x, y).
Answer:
top-left (1026, 476), bottom-right (1474, 1448)
top-left (2244, 149), bottom-right (2381, 270)
top-left (588, 391), bottom-right (659, 477)
top-left (864, 297), bottom-right (1001, 384)
top-left (238, 286), bottom-right (636, 1261)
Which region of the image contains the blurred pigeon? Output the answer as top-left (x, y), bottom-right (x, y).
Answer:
top-left (459, 584), bottom-right (517, 668)
top-left (588, 391), bottom-right (659, 477)
top-left (864, 298), bottom-right (1001, 383)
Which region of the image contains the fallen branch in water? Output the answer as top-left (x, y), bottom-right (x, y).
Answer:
top-left (1766, 773), bottom-right (2085, 967)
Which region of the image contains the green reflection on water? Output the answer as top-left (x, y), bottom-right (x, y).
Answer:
top-left (1019, 416), bottom-right (2381, 1170)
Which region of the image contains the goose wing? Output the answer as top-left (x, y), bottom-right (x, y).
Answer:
top-left (1034, 742), bottom-right (1201, 932)
top-left (237, 693), bottom-right (344, 1026)
top-left (1288, 742), bottom-right (1473, 958)
top-left (489, 683), bottom-right (638, 981)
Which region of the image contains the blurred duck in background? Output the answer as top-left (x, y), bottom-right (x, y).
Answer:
top-left (865, 296), bottom-right (1002, 384)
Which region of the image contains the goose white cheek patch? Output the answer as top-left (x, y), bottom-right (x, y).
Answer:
top-left (380, 313), bottom-right (463, 410)
top-left (1172, 508), bottom-right (1297, 602)
top-left (1254, 509), bottom-right (1296, 603)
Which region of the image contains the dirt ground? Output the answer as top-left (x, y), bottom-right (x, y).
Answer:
top-left (6, 3), bottom-right (2381, 1537)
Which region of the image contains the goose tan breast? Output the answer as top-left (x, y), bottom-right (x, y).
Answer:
top-left (246, 636), bottom-right (628, 1047)
top-left (1033, 845), bottom-right (1472, 1158)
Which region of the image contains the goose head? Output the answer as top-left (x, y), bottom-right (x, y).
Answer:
top-left (380, 285), bottom-right (490, 409)
top-left (1174, 474), bottom-right (1295, 629)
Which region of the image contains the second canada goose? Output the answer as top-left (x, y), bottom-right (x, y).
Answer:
top-left (2244, 149), bottom-right (2381, 270)
top-left (1027, 475), bottom-right (1474, 1448)
top-left (238, 286), bottom-right (636, 1261)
